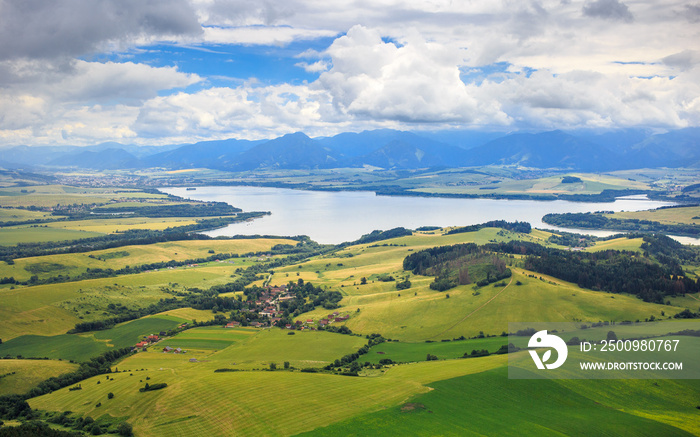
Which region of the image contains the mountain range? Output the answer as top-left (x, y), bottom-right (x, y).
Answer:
top-left (1, 128), bottom-right (699, 172)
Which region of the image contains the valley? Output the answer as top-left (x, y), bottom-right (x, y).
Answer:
top-left (0, 171), bottom-right (699, 436)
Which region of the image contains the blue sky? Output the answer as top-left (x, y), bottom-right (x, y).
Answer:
top-left (0, 0), bottom-right (698, 146)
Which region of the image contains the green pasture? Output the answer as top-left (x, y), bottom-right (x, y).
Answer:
top-left (362, 337), bottom-right (511, 364)
top-left (0, 237), bottom-right (294, 282)
top-left (0, 226), bottom-right (104, 245)
top-left (586, 237), bottom-right (644, 252)
top-left (0, 316), bottom-right (182, 362)
top-left (0, 208), bottom-right (52, 222)
top-left (28, 341), bottom-right (508, 437)
top-left (296, 266), bottom-right (682, 342)
top-left (211, 328), bottom-right (368, 368)
top-left (609, 206), bottom-right (700, 225)
top-left (93, 316), bottom-right (182, 349)
top-left (0, 334), bottom-right (110, 362)
top-left (0, 359), bottom-right (78, 396)
top-left (301, 365), bottom-right (698, 437)
top-left (158, 326), bottom-right (257, 351)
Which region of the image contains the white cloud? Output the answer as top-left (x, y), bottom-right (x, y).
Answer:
top-left (315, 25), bottom-right (506, 124)
top-left (202, 26), bottom-right (337, 46)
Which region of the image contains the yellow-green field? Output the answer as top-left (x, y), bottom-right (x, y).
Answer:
top-left (586, 237), bottom-right (644, 252)
top-left (408, 173), bottom-right (649, 196)
top-left (608, 206), bottom-right (700, 225)
top-left (28, 326), bottom-right (509, 437)
top-left (0, 208), bottom-right (52, 222)
top-left (0, 227), bottom-right (104, 245)
top-left (0, 238), bottom-right (295, 282)
top-left (0, 359), bottom-right (78, 395)
top-left (0, 185), bottom-right (168, 208)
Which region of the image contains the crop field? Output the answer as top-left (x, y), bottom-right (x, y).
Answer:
top-left (0, 226), bottom-right (104, 245)
top-left (211, 329), bottom-right (369, 369)
top-left (361, 337), bottom-right (511, 364)
top-left (158, 326), bottom-right (257, 351)
top-left (0, 208), bottom-right (52, 222)
top-left (28, 339), bottom-right (511, 437)
top-left (586, 237), bottom-right (644, 252)
top-left (609, 206), bottom-right (700, 225)
top-left (0, 185), bottom-right (169, 208)
top-left (407, 173), bottom-right (649, 196)
top-left (301, 365), bottom-right (699, 437)
top-left (93, 316), bottom-right (183, 349)
top-left (0, 316), bottom-right (183, 362)
top-left (0, 237), bottom-right (295, 282)
top-left (0, 359), bottom-right (78, 396)
top-left (153, 308), bottom-right (217, 323)
top-left (0, 333), bottom-right (111, 362)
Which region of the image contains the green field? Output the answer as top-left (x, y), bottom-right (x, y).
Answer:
top-left (408, 173), bottom-right (649, 197)
top-left (0, 316), bottom-right (182, 362)
top-left (301, 366), bottom-right (699, 436)
top-left (211, 328), bottom-right (369, 369)
top-left (362, 337), bottom-right (511, 364)
top-left (0, 237), bottom-right (295, 282)
top-left (0, 226), bottom-right (104, 245)
top-left (158, 326), bottom-right (257, 351)
top-left (295, 267), bottom-right (678, 341)
top-left (28, 336), bottom-right (508, 437)
top-left (0, 359), bottom-right (78, 396)
top-left (609, 206), bottom-right (700, 225)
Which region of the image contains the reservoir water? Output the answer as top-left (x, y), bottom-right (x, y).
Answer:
top-left (162, 186), bottom-right (698, 245)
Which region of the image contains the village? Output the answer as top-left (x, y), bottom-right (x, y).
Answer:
top-left (132, 284), bottom-right (351, 352)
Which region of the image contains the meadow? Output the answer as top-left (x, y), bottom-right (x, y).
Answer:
top-left (300, 365), bottom-right (699, 437)
top-left (0, 359), bottom-right (78, 396)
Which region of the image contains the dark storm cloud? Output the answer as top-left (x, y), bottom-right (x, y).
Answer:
top-left (582, 0), bottom-right (634, 22)
top-left (0, 0), bottom-right (202, 60)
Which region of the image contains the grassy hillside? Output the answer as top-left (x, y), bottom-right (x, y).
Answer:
top-left (28, 336), bottom-right (508, 437)
top-left (0, 359), bottom-right (78, 396)
top-left (295, 267), bottom-right (678, 341)
top-left (0, 316), bottom-right (181, 362)
top-left (300, 366), bottom-right (698, 436)
top-left (0, 237), bottom-right (294, 283)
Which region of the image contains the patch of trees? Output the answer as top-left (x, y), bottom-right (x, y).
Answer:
top-left (558, 189), bottom-right (648, 203)
top-left (403, 243), bottom-right (510, 291)
top-left (561, 176), bottom-right (582, 184)
top-left (324, 334), bottom-right (385, 371)
top-left (139, 382), bottom-right (167, 392)
top-left (90, 202), bottom-right (241, 218)
top-left (341, 227), bottom-right (413, 247)
top-left (445, 220), bottom-right (531, 235)
top-left (542, 212), bottom-right (700, 237)
top-left (485, 240), bottom-right (699, 303)
top-left (547, 231), bottom-right (596, 248)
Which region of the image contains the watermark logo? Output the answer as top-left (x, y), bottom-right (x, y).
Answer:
top-left (528, 330), bottom-right (568, 370)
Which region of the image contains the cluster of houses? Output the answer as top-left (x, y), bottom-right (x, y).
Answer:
top-left (133, 333), bottom-right (164, 351)
top-left (224, 308), bottom-right (352, 331)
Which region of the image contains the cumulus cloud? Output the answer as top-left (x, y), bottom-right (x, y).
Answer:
top-left (315, 26), bottom-right (505, 124)
top-left (0, 0), bottom-right (201, 60)
top-left (133, 85), bottom-right (337, 141)
top-left (582, 0), bottom-right (634, 22)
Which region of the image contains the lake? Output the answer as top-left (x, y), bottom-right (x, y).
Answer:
top-left (162, 186), bottom-right (698, 245)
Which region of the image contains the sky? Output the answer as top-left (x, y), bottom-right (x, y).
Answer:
top-left (0, 0), bottom-right (699, 146)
